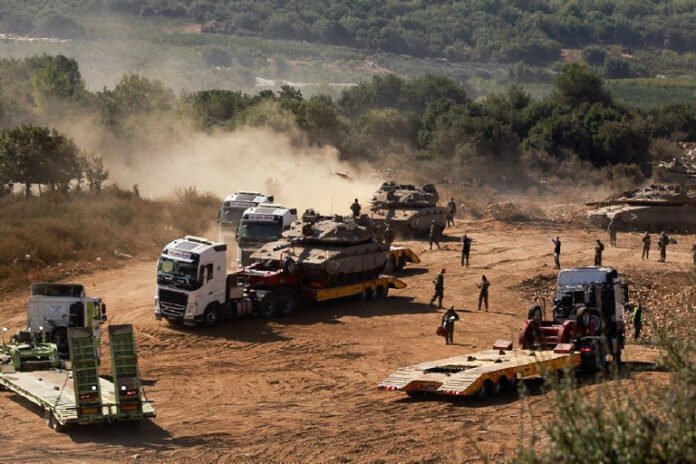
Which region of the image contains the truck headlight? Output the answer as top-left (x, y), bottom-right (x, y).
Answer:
top-left (185, 302), bottom-right (197, 316)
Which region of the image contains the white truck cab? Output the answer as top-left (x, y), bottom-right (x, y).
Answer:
top-left (236, 204), bottom-right (298, 267)
top-left (155, 236), bottom-right (232, 326)
top-left (217, 192), bottom-right (274, 233)
top-left (27, 283), bottom-right (107, 353)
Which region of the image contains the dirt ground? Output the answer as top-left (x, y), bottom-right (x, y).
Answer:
top-left (0, 219), bottom-right (687, 463)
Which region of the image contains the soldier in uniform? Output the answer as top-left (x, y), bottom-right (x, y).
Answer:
top-left (350, 198), bottom-right (361, 218)
top-left (594, 239), bottom-right (605, 266)
top-left (657, 231), bottom-right (670, 262)
top-left (552, 236), bottom-right (561, 270)
top-left (446, 198), bottom-right (457, 227)
top-left (608, 219), bottom-right (618, 247)
top-left (430, 268), bottom-right (445, 308)
top-left (461, 234), bottom-right (472, 267)
top-left (641, 232), bottom-right (651, 260)
top-left (383, 221), bottom-right (394, 246)
top-left (477, 275), bottom-right (490, 311)
top-left (429, 220), bottom-right (441, 250)
top-left (441, 306), bottom-right (459, 345)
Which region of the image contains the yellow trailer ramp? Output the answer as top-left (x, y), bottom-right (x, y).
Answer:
top-left (379, 346), bottom-right (579, 398)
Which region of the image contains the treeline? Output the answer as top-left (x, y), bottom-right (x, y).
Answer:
top-left (1, 54), bottom-right (696, 192)
top-left (5, 0), bottom-right (696, 69)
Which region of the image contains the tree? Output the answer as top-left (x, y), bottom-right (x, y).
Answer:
top-left (85, 156), bottom-right (109, 193)
top-left (553, 63), bottom-right (612, 107)
top-left (0, 125), bottom-right (82, 197)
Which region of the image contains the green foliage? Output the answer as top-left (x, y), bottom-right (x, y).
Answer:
top-left (582, 46), bottom-right (608, 68)
top-left (553, 63), bottom-right (612, 107)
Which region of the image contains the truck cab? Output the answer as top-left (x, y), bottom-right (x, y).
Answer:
top-left (27, 283), bottom-right (107, 355)
top-left (155, 236), bottom-right (230, 326)
top-left (217, 192), bottom-right (274, 233)
top-left (236, 204), bottom-right (297, 267)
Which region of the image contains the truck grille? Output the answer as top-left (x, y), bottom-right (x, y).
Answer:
top-left (159, 289), bottom-right (187, 317)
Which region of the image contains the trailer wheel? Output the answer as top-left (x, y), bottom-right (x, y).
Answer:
top-left (258, 294), bottom-right (278, 319)
top-left (48, 412), bottom-right (65, 433)
top-left (278, 292), bottom-right (298, 317)
top-left (384, 255), bottom-right (396, 273)
top-left (475, 380), bottom-right (494, 399)
top-left (527, 305), bottom-right (543, 323)
top-left (360, 287), bottom-right (375, 301)
top-left (395, 256), bottom-right (406, 272)
top-left (376, 286), bottom-right (389, 298)
top-left (203, 304), bottom-right (221, 327)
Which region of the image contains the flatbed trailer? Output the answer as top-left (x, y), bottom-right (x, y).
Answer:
top-left (302, 276), bottom-right (407, 302)
top-left (379, 342), bottom-right (580, 398)
top-left (386, 246), bottom-right (420, 272)
top-left (0, 325), bottom-right (155, 431)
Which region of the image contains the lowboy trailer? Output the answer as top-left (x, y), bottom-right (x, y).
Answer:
top-left (0, 325), bottom-right (154, 431)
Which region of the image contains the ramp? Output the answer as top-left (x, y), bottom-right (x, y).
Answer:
top-left (68, 327), bottom-right (104, 422)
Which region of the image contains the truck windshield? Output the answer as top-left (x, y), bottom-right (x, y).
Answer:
top-left (157, 258), bottom-right (199, 286)
top-left (237, 222), bottom-right (282, 242)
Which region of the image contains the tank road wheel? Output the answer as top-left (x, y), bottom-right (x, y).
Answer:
top-left (278, 291), bottom-right (298, 317)
top-left (203, 304), bottom-right (221, 327)
top-left (258, 293), bottom-right (278, 319)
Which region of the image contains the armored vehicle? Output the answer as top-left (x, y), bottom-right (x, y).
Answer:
top-left (369, 181), bottom-right (447, 237)
top-left (250, 212), bottom-right (389, 287)
top-left (586, 184), bottom-right (696, 232)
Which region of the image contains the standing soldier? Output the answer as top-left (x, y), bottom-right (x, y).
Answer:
top-left (350, 198), bottom-right (361, 218)
top-left (430, 268), bottom-right (446, 308)
top-left (631, 304), bottom-right (644, 339)
top-left (641, 232), bottom-right (651, 260)
top-left (477, 275), bottom-right (490, 311)
top-left (552, 236), bottom-right (561, 270)
top-left (429, 220), bottom-right (441, 250)
top-left (594, 239), bottom-right (605, 266)
top-left (657, 231), bottom-right (670, 262)
top-left (383, 220), bottom-right (394, 246)
top-left (461, 234), bottom-right (472, 267)
top-left (441, 306), bottom-right (459, 345)
top-left (608, 218), bottom-right (618, 247)
top-left (446, 198), bottom-right (457, 228)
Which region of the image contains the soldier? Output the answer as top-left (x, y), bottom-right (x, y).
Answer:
top-left (383, 221), bottom-right (394, 246)
top-left (657, 231), bottom-right (670, 262)
top-left (446, 198), bottom-right (457, 227)
top-left (429, 220), bottom-right (441, 250)
top-left (461, 234), bottom-right (472, 267)
top-left (631, 304), bottom-right (644, 339)
top-left (594, 239), bottom-right (605, 266)
top-left (477, 275), bottom-right (490, 311)
top-left (641, 232), bottom-right (651, 260)
top-left (608, 219), bottom-right (618, 247)
top-left (691, 241), bottom-right (696, 266)
top-left (350, 199), bottom-right (361, 218)
top-left (552, 236), bottom-right (561, 270)
top-left (441, 306), bottom-right (459, 345)
top-left (430, 268), bottom-right (445, 308)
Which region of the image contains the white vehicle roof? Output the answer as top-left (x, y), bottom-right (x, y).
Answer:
top-left (223, 192), bottom-right (273, 204)
top-left (557, 266), bottom-right (617, 287)
top-left (163, 236), bottom-right (226, 260)
top-left (243, 204), bottom-right (294, 216)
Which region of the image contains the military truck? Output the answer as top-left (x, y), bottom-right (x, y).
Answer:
top-left (235, 204), bottom-right (297, 268)
top-left (369, 181), bottom-right (447, 237)
top-left (26, 283), bottom-right (107, 355)
top-left (586, 184), bottom-right (696, 232)
top-left (217, 191), bottom-right (274, 233)
top-left (155, 228), bottom-right (405, 326)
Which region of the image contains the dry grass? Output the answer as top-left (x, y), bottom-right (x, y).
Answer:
top-left (0, 186), bottom-right (219, 290)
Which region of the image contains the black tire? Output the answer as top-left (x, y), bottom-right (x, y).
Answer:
top-left (203, 304), bottom-right (220, 327)
top-left (499, 376), bottom-right (517, 393)
top-left (257, 293), bottom-right (278, 319)
top-left (395, 256), bottom-right (406, 272)
top-left (527, 305), bottom-right (543, 323)
top-left (278, 291), bottom-right (298, 317)
top-left (49, 412), bottom-right (65, 433)
top-left (475, 380), bottom-right (493, 399)
top-left (362, 287), bottom-right (375, 301)
top-left (52, 328), bottom-right (69, 355)
top-left (385, 255), bottom-right (396, 273)
top-left (376, 286), bottom-right (389, 298)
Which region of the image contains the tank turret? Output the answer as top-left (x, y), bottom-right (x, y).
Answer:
top-left (369, 181), bottom-right (447, 237)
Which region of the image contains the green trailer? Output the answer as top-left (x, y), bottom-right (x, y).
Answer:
top-left (0, 324), bottom-right (154, 432)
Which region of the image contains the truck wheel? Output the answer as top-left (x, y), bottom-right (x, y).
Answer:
top-left (203, 304), bottom-right (220, 327)
top-left (48, 412), bottom-right (65, 433)
top-left (278, 292), bottom-right (298, 317)
top-left (258, 294), bottom-right (278, 319)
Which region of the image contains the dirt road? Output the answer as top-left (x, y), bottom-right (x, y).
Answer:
top-left (0, 220), bottom-right (684, 463)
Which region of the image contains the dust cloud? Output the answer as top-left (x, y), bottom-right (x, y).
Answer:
top-left (106, 127), bottom-right (380, 214)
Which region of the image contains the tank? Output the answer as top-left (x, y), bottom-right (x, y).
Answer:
top-left (249, 211), bottom-right (389, 286)
top-left (369, 181), bottom-right (447, 237)
top-left (586, 184), bottom-right (696, 233)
